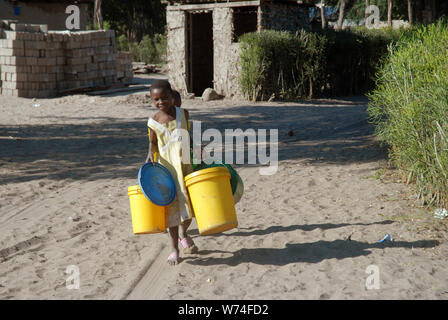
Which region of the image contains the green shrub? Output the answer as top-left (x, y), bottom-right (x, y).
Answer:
top-left (321, 27), bottom-right (401, 96)
top-left (368, 20), bottom-right (448, 206)
top-left (239, 30), bottom-right (327, 100)
top-left (117, 34), bottom-right (130, 51)
top-left (238, 28), bottom-right (402, 100)
top-left (86, 20), bottom-right (112, 31)
top-left (116, 33), bottom-right (167, 65)
top-left (138, 35), bottom-right (158, 63)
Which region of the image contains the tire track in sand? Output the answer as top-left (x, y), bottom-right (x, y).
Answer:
top-left (124, 244), bottom-right (180, 300)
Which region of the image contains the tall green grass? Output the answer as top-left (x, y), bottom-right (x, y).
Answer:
top-left (239, 28), bottom-right (402, 100)
top-left (368, 20), bottom-right (448, 207)
top-left (239, 30), bottom-right (327, 100)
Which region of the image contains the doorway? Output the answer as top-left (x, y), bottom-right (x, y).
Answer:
top-left (186, 10), bottom-right (214, 96)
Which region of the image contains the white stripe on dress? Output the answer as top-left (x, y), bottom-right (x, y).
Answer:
top-left (147, 117), bottom-right (172, 137)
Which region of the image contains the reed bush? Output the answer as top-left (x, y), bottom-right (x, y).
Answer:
top-left (368, 20), bottom-right (448, 206)
top-left (238, 27), bottom-right (402, 100)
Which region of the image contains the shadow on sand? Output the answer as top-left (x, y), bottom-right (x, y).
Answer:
top-left (0, 97), bottom-right (385, 184)
top-left (188, 220), bottom-right (395, 237)
top-left (186, 238), bottom-right (439, 266)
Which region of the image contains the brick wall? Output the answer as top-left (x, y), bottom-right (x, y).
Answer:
top-left (0, 20), bottom-right (133, 98)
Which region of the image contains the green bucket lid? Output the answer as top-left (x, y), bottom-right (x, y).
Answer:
top-left (193, 162), bottom-right (243, 200)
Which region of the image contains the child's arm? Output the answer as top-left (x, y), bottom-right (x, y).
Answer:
top-left (145, 127), bottom-right (158, 163)
top-left (185, 110), bottom-right (202, 162)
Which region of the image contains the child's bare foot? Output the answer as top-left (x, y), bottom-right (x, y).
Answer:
top-left (179, 236), bottom-right (198, 254)
top-left (167, 250), bottom-right (180, 266)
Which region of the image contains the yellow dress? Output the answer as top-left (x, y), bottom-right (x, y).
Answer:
top-left (147, 107), bottom-right (193, 227)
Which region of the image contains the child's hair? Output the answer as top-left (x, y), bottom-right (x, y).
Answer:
top-left (150, 79), bottom-right (173, 93)
top-left (172, 90), bottom-right (181, 107)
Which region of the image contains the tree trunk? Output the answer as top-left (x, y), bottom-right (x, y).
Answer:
top-left (94, 0), bottom-right (103, 29)
top-left (415, 0), bottom-right (422, 23)
top-left (320, 2), bottom-right (327, 30)
top-left (408, 0), bottom-right (413, 24)
top-left (337, 0), bottom-right (346, 30)
top-left (387, 0), bottom-right (393, 27)
top-left (429, 0), bottom-right (436, 23)
top-left (365, 0), bottom-right (370, 21)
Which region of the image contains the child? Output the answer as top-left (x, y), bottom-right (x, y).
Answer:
top-left (172, 89), bottom-right (182, 108)
top-left (145, 80), bottom-right (198, 265)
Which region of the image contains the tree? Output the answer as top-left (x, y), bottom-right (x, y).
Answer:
top-left (102, 0), bottom-right (166, 42)
top-left (336, 0), bottom-right (347, 29)
top-left (408, 0), bottom-right (413, 24)
top-left (94, 0), bottom-right (103, 30)
top-left (365, 0), bottom-right (370, 22)
top-left (334, 0), bottom-right (358, 30)
top-left (315, 1), bottom-right (327, 29)
top-left (346, 0), bottom-right (408, 25)
top-left (387, 0), bottom-right (393, 26)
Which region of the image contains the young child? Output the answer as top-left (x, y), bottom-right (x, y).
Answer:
top-left (172, 89), bottom-right (182, 108)
top-left (145, 80), bottom-right (198, 265)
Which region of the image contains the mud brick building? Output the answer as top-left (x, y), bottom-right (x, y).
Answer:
top-left (165, 0), bottom-right (311, 98)
top-left (0, 20), bottom-right (133, 98)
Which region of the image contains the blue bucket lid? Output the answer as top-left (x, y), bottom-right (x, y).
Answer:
top-left (138, 162), bottom-right (176, 206)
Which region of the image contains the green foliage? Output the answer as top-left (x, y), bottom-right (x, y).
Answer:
top-left (368, 19), bottom-right (448, 206)
top-left (102, 0), bottom-right (166, 42)
top-left (238, 28), bottom-right (402, 101)
top-left (323, 26), bottom-right (402, 96)
top-left (86, 20), bottom-right (112, 31)
top-left (239, 30), bottom-right (326, 100)
top-left (117, 34), bottom-right (130, 51)
top-left (117, 33), bottom-right (167, 65)
top-left (345, 0), bottom-right (408, 23)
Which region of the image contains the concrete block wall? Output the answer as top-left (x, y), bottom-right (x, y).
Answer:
top-left (115, 51), bottom-right (133, 84)
top-left (166, 9), bottom-right (187, 95)
top-left (0, 20), bottom-right (134, 98)
top-left (213, 7), bottom-right (241, 97)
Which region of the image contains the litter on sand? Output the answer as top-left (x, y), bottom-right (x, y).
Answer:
top-left (433, 208), bottom-right (448, 219)
top-left (379, 234), bottom-right (393, 244)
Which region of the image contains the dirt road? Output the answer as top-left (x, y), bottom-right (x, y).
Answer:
top-left (1, 90), bottom-right (447, 299)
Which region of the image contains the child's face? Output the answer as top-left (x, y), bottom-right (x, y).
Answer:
top-left (151, 88), bottom-right (174, 113)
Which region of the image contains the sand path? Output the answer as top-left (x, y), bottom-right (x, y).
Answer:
top-left (1, 90), bottom-right (447, 299)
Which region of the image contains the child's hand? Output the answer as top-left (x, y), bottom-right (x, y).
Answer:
top-left (145, 154), bottom-right (154, 164)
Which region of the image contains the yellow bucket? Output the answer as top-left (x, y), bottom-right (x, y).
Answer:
top-left (128, 185), bottom-right (166, 234)
top-left (185, 167), bottom-right (238, 235)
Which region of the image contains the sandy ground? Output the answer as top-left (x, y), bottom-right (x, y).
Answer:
top-left (1, 81), bottom-right (448, 300)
